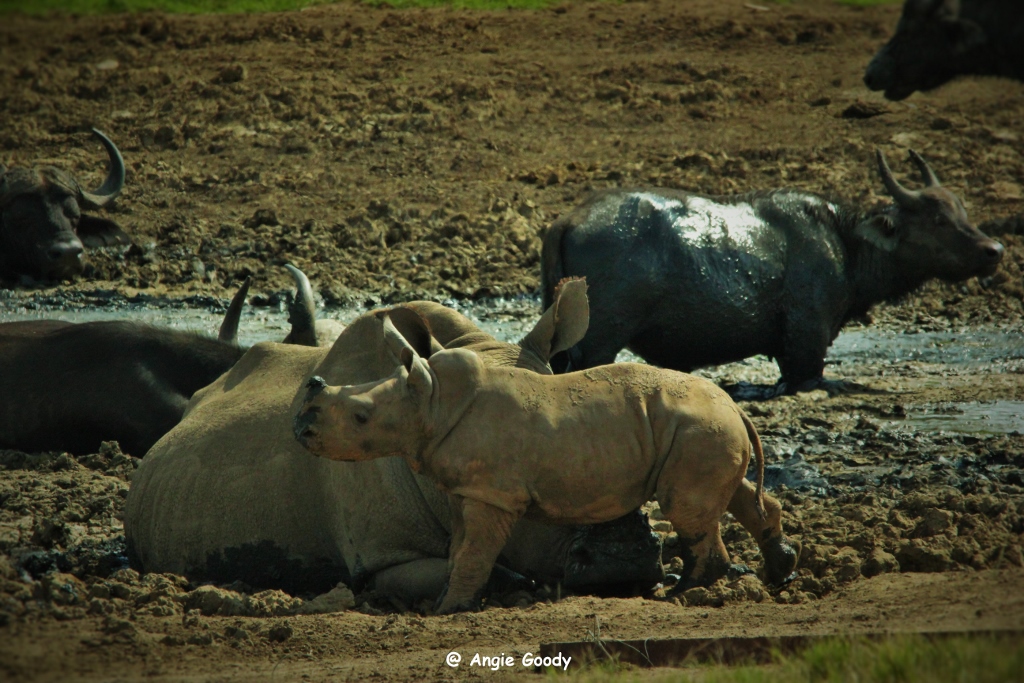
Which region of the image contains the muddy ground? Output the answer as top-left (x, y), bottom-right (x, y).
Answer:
top-left (1, 0), bottom-right (1023, 680)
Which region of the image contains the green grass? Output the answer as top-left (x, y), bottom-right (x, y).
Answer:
top-left (563, 635), bottom-right (1024, 683)
top-left (0, 0), bottom-right (573, 14)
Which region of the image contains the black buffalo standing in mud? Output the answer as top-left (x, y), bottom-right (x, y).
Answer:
top-left (0, 266), bottom-right (327, 457)
top-left (864, 0), bottom-right (1024, 100)
top-left (541, 150), bottom-right (1003, 395)
top-left (0, 128), bottom-right (130, 282)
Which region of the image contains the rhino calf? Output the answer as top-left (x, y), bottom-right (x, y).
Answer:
top-left (295, 312), bottom-right (798, 614)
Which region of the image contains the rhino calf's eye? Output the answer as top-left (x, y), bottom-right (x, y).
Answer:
top-left (354, 413), bottom-right (369, 425)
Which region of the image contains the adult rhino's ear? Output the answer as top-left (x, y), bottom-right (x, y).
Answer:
top-left (77, 215), bottom-right (131, 247)
top-left (380, 308), bottom-right (439, 360)
top-left (520, 277), bottom-right (589, 362)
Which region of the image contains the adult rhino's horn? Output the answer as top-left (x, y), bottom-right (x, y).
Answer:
top-left (78, 128), bottom-right (125, 209)
top-left (908, 149), bottom-right (941, 188)
top-left (876, 149), bottom-right (921, 209)
top-left (218, 276), bottom-right (252, 343)
top-left (284, 263), bottom-right (318, 347)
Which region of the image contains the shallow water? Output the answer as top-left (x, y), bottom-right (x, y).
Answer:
top-left (1, 294), bottom-right (1022, 368)
top-left (887, 400), bottom-right (1024, 436)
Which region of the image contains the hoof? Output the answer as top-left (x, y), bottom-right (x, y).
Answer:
top-left (762, 536), bottom-right (799, 587)
top-left (486, 565), bottom-right (534, 595)
top-left (727, 563), bottom-right (755, 580)
top-left (432, 582), bottom-right (483, 615)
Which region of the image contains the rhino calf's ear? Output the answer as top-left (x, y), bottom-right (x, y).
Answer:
top-left (77, 215), bottom-right (131, 247)
top-left (405, 356), bottom-right (433, 402)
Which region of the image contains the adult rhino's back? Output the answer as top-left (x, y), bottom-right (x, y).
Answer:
top-left (126, 342), bottom-right (346, 593)
top-left (126, 328), bottom-right (453, 595)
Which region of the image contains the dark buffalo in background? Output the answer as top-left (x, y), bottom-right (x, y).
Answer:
top-left (864, 0), bottom-right (1024, 100)
top-left (0, 266), bottom-right (328, 457)
top-left (0, 128), bottom-right (129, 282)
top-left (541, 150), bottom-right (1003, 396)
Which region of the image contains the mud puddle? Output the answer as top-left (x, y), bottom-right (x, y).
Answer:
top-left (886, 401), bottom-right (1024, 436)
top-left (2, 295), bottom-right (1021, 368)
top-left (829, 328), bottom-right (1024, 366)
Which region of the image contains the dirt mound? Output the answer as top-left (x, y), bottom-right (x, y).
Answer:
top-left (0, 0), bottom-right (1021, 319)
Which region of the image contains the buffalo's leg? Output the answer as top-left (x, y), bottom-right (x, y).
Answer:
top-left (727, 479), bottom-right (799, 585)
top-left (437, 498), bottom-right (520, 615)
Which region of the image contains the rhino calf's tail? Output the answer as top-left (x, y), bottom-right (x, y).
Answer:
top-left (740, 410), bottom-right (766, 521)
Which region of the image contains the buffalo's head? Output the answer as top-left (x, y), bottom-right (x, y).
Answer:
top-left (857, 149), bottom-right (1003, 283)
top-left (560, 510), bottom-right (665, 596)
top-left (863, 0), bottom-right (987, 100)
top-left (0, 128), bottom-right (129, 281)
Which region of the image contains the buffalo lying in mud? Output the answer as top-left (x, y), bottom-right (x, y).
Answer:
top-left (126, 281), bottom-right (666, 603)
top-left (295, 310), bottom-right (798, 614)
top-left (541, 150), bottom-right (1003, 396)
top-left (864, 0), bottom-right (1024, 100)
top-left (0, 129), bottom-right (130, 282)
top-left (0, 265), bottom-right (334, 457)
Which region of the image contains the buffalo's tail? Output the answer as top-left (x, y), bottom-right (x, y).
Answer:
top-left (541, 218), bottom-right (572, 311)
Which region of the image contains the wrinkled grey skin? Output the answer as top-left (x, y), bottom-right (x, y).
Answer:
top-left (126, 302), bottom-right (665, 602)
top-left (542, 150), bottom-right (1003, 395)
top-left (864, 0), bottom-right (1024, 101)
top-left (0, 129), bottom-right (129, 281)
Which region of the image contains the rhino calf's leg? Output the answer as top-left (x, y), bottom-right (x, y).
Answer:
top-left (672, 524), bottom-right (731, 591)
top-left (437, 497), bottom-right (521, 615)
top-left (658, 488), bottom-right (733, 590)
top-left (727, 479), bottom-right (799, 586)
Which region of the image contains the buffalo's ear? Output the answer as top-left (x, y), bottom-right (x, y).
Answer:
top-left (946, 18), bottom-right (985, 55)
top-left (77, 215), bottom-right (131, 247)
top-left (855, 214), bottom-right (900, 252)
top-left (520, 276), bottom-right (589, 361)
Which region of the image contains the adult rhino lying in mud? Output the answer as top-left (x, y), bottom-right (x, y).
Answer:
top-left (864, 0), bottom-right (1024, 101)
top-left (126, 281), bottom-right (665, 604)
top-left (542, 150), bottom-right (1003, 396)
top-left (0, 265), bottom-right (335, 457)
top-left (0, 129), bottom-right (130, 282)
top-left (294, 308), bottom-right (798, 615)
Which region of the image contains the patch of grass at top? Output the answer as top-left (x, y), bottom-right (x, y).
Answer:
top-left (562, 635), bottom-right (1024, 683)
top-left (0, 0), bottom-right (572, 14)
top-left (835, 0), bottom-right (902, 6)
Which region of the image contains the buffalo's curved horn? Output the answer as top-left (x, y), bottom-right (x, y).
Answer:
top-left (78, 128), bottom-right (125, 209)
top-left (285, 263), bottom-right (318, 347)
top-left (218, 276), bottom-right (252, 343)
top-left (908, 149), bottom-right (941, 188)
top-left (876, 149), bottom-right (921, 208)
